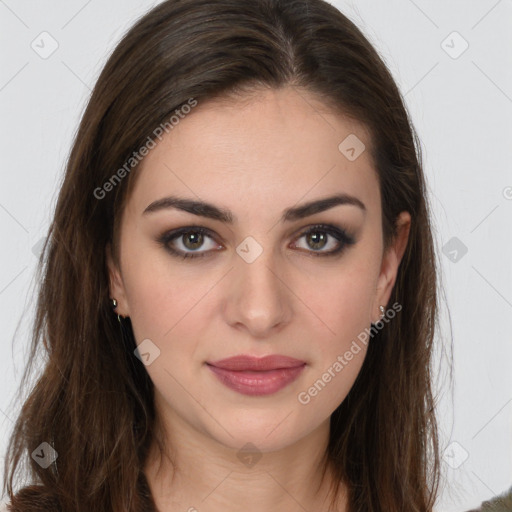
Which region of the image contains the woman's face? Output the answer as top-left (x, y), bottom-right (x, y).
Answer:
top-left (108, 86), bottom-right (410, 453)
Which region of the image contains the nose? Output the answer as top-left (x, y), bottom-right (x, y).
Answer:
top-left (222, 246), bottom-right (293, 339)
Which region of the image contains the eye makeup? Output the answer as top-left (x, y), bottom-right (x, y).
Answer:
top-left (156, 223), bottom-right (356, 260)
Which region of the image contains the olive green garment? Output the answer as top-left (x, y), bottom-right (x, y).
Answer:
top-left (466, 485), bottom-right (512, 512)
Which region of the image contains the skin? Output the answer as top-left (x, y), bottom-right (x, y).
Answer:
top-left (107, 85), bottom-right (410, 511)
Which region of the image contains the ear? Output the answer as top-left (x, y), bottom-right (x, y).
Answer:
top-left (371, 211), bottom-right (411, 323)
top-left (106, 242), bottom-right (130, 317)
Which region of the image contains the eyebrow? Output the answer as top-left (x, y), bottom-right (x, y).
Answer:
top-left (142, 193), bottom-right (366, 223)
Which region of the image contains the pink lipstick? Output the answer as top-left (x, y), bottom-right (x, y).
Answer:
top-left (206, 354), bottom-right (306, 396)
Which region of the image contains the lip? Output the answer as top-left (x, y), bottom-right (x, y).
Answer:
top-left (206, 355), bottom-right (306, 396)
top-left (208, 354), bottom-right (306, 371)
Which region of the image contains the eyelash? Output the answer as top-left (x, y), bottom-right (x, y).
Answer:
top-left (157, 224), bottom-right (356, 260)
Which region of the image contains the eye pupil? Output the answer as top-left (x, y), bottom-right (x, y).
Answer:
top-left (307, 231), bottom-right (327, 250)
top-left (183, 232), bottom-right (203, 250)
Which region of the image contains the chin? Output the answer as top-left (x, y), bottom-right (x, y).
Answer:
top-left (200, 408), bottom-right (316, 453)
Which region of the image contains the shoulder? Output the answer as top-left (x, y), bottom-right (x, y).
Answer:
top-left (0, 484), bottom-right (62, 511)
top-left (466, 485), bottom-right (512, 511)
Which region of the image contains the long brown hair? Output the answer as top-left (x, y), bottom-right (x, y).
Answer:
top-left (3, 0), bottom-right (444, 510)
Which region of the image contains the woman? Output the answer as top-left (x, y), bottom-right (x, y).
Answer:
top-left (2, 0), bottom-right (443, 510)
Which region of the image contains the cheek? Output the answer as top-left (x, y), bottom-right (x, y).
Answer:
top-left (298, 260), bottom-right (378, 350)
top-left (120, 234), bottom-right (201, 331)
top-left (120, 249), bottom-right (221, 381)
top-left (302, 254), bottom-right (379, 406)
top-left (296, 275), bottom-right (372, 412)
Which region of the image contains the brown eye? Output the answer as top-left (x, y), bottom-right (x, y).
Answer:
top-left (182, 231), bottom-right (205, 250)
top-left (157, 226), bottom-right (223, 260)
top-left (305, 231), bottom-right (328, 251)
top-left (292, 224), bottom-right (356, 257)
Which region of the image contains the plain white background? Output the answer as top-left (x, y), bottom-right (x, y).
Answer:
top-left (0, 1), bottom-right (511, 510)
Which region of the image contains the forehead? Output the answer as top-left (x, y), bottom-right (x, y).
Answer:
top-left (125, 86), bottom-right (379, 219)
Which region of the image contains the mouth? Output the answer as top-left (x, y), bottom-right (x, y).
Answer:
top-left (206, 354), bottom-right (306, 396)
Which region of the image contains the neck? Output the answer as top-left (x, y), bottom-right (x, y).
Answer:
top-left (143, 405), bottom-right (346, 511)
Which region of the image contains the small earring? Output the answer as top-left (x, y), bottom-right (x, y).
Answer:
top-left (379, 305), bottom-right (385, 319)
top-left (111, 298), bottom-right (122, 323)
